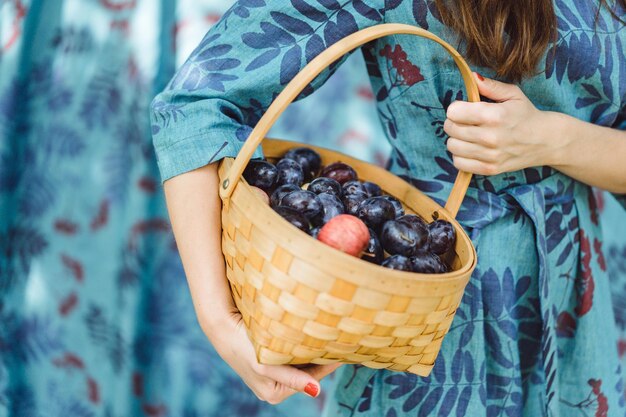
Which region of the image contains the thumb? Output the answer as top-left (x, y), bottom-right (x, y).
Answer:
top-left (270, 365), bottom-right (322, 398)
top-left (474, 72), bottom-right (522, 102)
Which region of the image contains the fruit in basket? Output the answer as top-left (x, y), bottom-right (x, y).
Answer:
top-left (410, 250), bottom-right (448, 273)
top-left (343, 180), bottom-right (367, 196)
top-left (362, 181), bottom-right (382, 197)
top-left (342, 192), bottom-right (368, 215)
top-left (381, 254), bottom-right (413, 271)
top-left (276, 158), bottom-right (305, 187)
top-left (357, 196), bottom-right (396, 231)
top-left (397, 214), bottom-right (427, 230)
top-left (310, 226), bottom-right (321, 238)
top-left (270, 184), bottom-right (300, 208)
top-left (281, 190), bottom-right (322, 221)
top-left (361, 228), bottom-right (384, 264)
top-left (316, 193), bottom-right (345, 225)
top-left (317, 214), bottom-right (370, 257)
top-left (250, 186), bottom-right (270, 205)
top-left (380, 195), bottom-right (405, 218)
top-left (243, 160), bottom-right (278, 191)
top-left (320, 162), bottom-right (357, 184)
top-left (273, 206), bottom-right (310, 234)
top-left (283, 147), bottom-right (322, 181)
top-left (380, 220), bottom-right (426, 257)
top-left (428, 219), bottom-right (456, 255)
top-left (308, 177), bottom-right (343, 198)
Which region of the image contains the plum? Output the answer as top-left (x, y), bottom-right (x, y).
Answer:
top-left (308, 177), bottom-right (343, 198)
top-left (243, 160), bottom-right (278, 191)
top-left (428, 220), bottom-right (456, 255)
top-left (357, 197), bottom-right (396, 231)
top-left (320, 162), bottom-right (357, 184)
top-left (273, 206), bottom-right (310, 234)
top-left (283, 147), bottom-right (322, 181)
top-left (380, 195), bottom-right (405, 218)
top-left (381, 255), bottom-right (413, 271)
top-left (270, 184), bottom-right (300, 208)
top-left (317, 214), bottom-right (370, 257)
top-left (315, 193), bottom-right (345, 226)
top-left (362, 181), bottom-right (382, 197)
top-left (361, 228), bottom-right (384, 264)
top-left (281, 190), bottom-right (322, 221)
top-left (275, 158), bottom-right (304, 187)
top-left (380, 220), bottom-right (426, 257)
top-left (342, 191), bottom-right (368, 215)
top-left (410, 251), bottom-right (448, 274)
top-left (342, 180), bottom-right (367, 196)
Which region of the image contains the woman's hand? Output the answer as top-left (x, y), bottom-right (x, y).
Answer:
top-left (444, 72), bottom-right (557, 176)
top-left (164, 163), bottom-right (341, 404)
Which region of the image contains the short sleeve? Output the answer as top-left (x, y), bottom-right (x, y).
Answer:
top-left (151, 0), bottom-right (386, 183)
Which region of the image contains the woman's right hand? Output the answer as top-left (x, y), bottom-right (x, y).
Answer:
top-left (163, 162), bottom-right (341, 404)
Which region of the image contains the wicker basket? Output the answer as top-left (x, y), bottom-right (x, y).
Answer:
top-left (217, 24), bottom-right (478, 376)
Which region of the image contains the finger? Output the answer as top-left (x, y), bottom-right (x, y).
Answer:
top-left (302, 363), bottom-right (343, 380)
top-left (474, 72), bottom-right (524, 102)
top-left (446, 101), bottom-right (505, 126)
top-left (446, 138), bottom-right (499, 162)
top-left (452, 155), bottom-right (500, 176)
top-left (443, 119), bottom-right (490, 145)
top-left (259, 363), bottom-right (322, 398)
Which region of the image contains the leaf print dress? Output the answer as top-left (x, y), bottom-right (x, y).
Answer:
top-left (151, 0), bottom-right (626, 416)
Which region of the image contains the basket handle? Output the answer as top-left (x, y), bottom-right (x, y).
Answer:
top-left (219, 23), bottom-right (479, 218)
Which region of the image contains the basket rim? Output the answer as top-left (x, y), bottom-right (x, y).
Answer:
top-left (220, 138), bottom-right (477, 285)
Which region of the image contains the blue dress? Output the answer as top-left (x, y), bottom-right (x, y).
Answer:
top-left (0, 0), bottom-right (362, 415)
top-left (151, 0), bottom-right (626, 416)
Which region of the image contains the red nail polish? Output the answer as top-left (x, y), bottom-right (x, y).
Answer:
top-left (304, 383), bottom-right (319, 398)
top-left (475, 72), bottom-right (485, 81)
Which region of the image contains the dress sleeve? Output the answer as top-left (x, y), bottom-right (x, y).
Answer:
top-left (151, 0), bottom-right (386, 183)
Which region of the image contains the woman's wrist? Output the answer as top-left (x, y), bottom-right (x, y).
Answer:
top-left (541, 111), bottom-right (576, 168)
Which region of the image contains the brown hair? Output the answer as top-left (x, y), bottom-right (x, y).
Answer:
top-left (434, 0), bottom-right (626, 81)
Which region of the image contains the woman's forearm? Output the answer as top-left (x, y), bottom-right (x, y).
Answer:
top-left (163, 163), bottom-right (236, 334)
top-left (547, 111), bottom-right (626, 194)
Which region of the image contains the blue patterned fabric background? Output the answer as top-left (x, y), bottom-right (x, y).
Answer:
top-left (1, 0), bottom-right (625, 416)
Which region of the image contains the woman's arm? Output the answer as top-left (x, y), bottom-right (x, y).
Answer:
top-left (163, 163), bottom-right (340, 404)
top-left (444, 73), bottom-right (626, 194)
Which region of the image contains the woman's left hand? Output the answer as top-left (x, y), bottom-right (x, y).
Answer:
top-left (444, 72), bottom-right (557, 176)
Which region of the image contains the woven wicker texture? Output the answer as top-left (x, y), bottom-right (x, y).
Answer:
top-left (218, 24), bottom-right (479, 375)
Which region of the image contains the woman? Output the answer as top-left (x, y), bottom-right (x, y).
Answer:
top-left (152, 0), bottom-right (626, 415)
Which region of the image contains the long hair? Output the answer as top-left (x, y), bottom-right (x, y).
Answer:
top-left (434, 0), bottom-right (626, 81)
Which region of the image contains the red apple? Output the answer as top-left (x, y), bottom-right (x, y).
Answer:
top-left (250, 186), bottom-right (270, 205)
top-left (317, 214), bottom-right (370, 257)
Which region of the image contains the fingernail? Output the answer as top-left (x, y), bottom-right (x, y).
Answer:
top-left (304, 383), bottom-right (319, 398)
top-left (475, 72), bottom-right (485, 81)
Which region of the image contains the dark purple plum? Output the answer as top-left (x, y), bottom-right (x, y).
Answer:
top-left (275, 158), bottom-right (304, 187)
top-left (283, 147), bottom-right (322, 181)
top-left (342, 191), bottom-right (368, 215)
top-left (361, 228), bottom-right (384, 264)
top-left (410, 251), bottom-right (448, 274)
top-left (342, 180), bottom-right (366, 196)
top-left (428, 220), bottom-right (456, 255)
top-left (310, 226), bottom-right (321, 238)
top-left (270, 184), bottom-right (300, 208)
top-left (243, 160), bottom-right (278, 191)
top-left (314, 193), bottom-right (345, 226)
top-left (273, 206), bottom-right (310, 234)
top-left (320, 162), bottom-right (357, 184)
top-left (380, 195), bottom-right (405, 218)
top-left (362, 181), bottom-right (382, 197)
top-left (280, 190), bottom-right (322, 221)
top-left (397, 214), bottom-right (427, 230)
top-left (308, 177), bottom-right (343, 198)
top-left (356, 197), bottom-right (396, 231)
top-left (381, 255), bottom-right (413, 271)
top-left (380, 220), bottom-right (427, 257)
